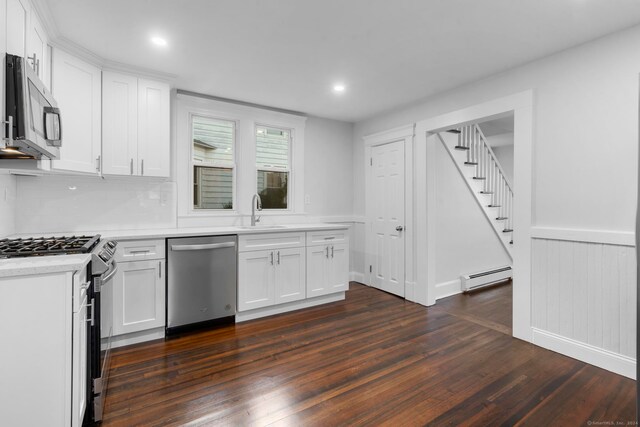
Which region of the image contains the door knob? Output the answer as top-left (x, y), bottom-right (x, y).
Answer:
top-left (396, 226), bottom-right (404, 232)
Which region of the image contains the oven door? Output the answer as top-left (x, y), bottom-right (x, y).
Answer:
top-left (91, 260), bottom-right (117, 422)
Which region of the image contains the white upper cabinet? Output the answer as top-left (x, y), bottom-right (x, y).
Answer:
top-left (50, 48), bottom-right (102, 174)
top-left (137, 79), bottom-right (170, 177)
top-left (102, 71), bottom-right (170, 178)
top-left (6, 0), bottom-right (48, 86)
top-left (6, 0), bottom-right (28, 57)
top-left (27, 9), bottom-right (48, 85)
top-left (102, 71), bottom-right (138, 176)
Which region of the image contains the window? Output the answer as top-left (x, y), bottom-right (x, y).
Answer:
top-left (192, 116), bottom-right (235, 210)
top-left (256, 125), bottom-right (290, 209)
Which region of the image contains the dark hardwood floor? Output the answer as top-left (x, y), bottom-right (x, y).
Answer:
top-left (103, 282), bottom-right (636, 426)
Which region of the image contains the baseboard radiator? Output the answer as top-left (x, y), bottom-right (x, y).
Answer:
top-left (461, 266), bottom-right (512, 292)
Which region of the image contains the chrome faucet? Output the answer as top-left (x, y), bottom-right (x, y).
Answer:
top-left (251, 193), bottom-right (262, 226)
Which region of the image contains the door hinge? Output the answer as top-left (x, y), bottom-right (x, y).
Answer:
top-left (369, 265), bottom-right (372, 273)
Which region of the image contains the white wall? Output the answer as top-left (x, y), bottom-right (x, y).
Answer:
top-left (0, 174), bottom-right (16, 237)
top-left (354, 24), bottom-right (640, 233)
top-left (304, 117), bottom-right (354, 217)
top-left (434, 137), bottom-right (511, 291)
top-left (13, 115), bottom-right (354, 234)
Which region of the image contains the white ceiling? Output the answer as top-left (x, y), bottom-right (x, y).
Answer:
top-left (41, 0), bottom-right (640, 122)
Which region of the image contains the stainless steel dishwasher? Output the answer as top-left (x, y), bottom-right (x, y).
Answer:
top-left (167, 235), bottom-right (237, 333)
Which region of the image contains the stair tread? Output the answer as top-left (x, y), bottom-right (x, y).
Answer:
top-left (510, 240), bottom-right (514, 244)
top-left (488, 205), bottom-right (501, 207)
top-left (503, 229), bottom-right (513, 233)
top-left (496, 217), bottom-right (508, 220)
top-left (473, 177), bottom-right (486, 180)
top-left (454, 146), bottom-right (469, 150)
top-left (480, 191), bottom-right (494, 194)
top-left (464, 162), bottom-right (478, 165)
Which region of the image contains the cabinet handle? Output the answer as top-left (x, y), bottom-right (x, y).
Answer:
top-left (158, 261), bottom-right (162, 278)
top-left (86, 297), bottom-right (95, 326)
top-left (96, 155), bottom-right (101, 172)
top-left (27, 53), bottom-right (39, 74)
top-left (325, 246), bottom-right (329, 259)
top-left (141, 159), bottom-right (144, 176)
top-left (130, 158), bottom-right (134, 175)
top-left (277, 251), bottom-right (280, 265)
top-left (331, 246), bottom-right (334, 258)
top-left (270, 251), bottom-right (274, 265)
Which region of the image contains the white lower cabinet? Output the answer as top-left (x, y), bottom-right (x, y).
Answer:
top-left (71, 270), bottom-right (89, 427)
top-left (113, 259), bottom-right (165, 335)
top-left (0, 267), bottom-right (89, 427)
top-left (238, 246), bottom-right (305, 311)
top-left (306, 233), bottom-right (350, 298)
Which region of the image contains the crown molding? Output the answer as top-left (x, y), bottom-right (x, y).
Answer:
top-left (30, 0), bottom-right (60, 39)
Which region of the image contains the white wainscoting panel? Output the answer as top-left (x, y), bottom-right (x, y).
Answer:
top-left (532, 238), bottom-right (636, 361)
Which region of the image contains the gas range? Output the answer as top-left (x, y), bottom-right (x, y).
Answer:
top-left (0, 235), bottom-right (101, 258)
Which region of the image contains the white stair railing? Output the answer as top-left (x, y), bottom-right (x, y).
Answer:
top-left (455, 124), bottom-right (514, 243)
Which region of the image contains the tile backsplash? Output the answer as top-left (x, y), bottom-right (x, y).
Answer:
top-left (15, 175), bottom-right (177, 234)
top-left (0, 174), bottom-right (17, 237)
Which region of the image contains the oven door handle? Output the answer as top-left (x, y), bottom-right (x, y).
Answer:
top-left (102, 260), bottom-right (119, 283)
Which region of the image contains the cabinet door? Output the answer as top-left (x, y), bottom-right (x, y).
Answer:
top-left (137, 78), bottom-right (170, 177)
top-left (274, 247), bottom-right (305, 305)
top-left (6, 0), bottom-right (28, 56)
top-left (27, 10), bottom-right (47, 84)
top-left (102, 71), bottom-right (138, 176)
top-left (71, 295), bottom-right (87, 427)
top-left (306, 245), bottom-right (329, 298)
top-left (113, 260), bottom-right (166, 335)
top-left (328, 243), bottom-right (349, 293)
top-left (51, 48), bottom-right (102, 173)
top-left (238, 250), bottom-right (274, 311)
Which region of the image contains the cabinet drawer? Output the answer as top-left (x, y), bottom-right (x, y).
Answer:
top-left (306, 229), bottom-right (349, 247)
top-left (114, 239), bottom-right (165, 262)
top-left (238, 232), bottom-right (305, 252)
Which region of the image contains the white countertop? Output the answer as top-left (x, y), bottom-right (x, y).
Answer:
top-left (0, 223), bottom-right (349, 278)
top-left (90, 223), bottom-right (349, 241)
top-left (0, 254), bottom-right (91, 278)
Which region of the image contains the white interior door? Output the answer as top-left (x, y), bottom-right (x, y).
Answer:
top-left (368, 140), bottom-right (405, 297)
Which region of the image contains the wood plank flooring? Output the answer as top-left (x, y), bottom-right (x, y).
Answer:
top-left (103, 282), bottom-right (636, 426)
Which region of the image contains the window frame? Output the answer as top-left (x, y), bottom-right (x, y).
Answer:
top-left (189, 113), bottom-right (238, 213)
top-left (176, 93), bottom-right (306, 226)
top-left (255, 123), bottom-right (293, 212)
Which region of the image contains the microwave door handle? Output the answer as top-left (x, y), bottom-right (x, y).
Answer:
top-left (2, 116), bottom-right (13, 142)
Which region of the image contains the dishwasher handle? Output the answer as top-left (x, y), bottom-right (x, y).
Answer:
top-left (171, 242), bottom-right (236, 252)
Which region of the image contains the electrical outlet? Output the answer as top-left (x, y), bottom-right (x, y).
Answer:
top-left (304, 194), bottom-right (311, 205)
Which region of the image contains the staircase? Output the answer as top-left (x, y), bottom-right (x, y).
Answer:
top-left (438, 124), bottom-right (514, 259)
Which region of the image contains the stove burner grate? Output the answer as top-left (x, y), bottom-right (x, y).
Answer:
top-left (0, 235), bottom-right (101, 258)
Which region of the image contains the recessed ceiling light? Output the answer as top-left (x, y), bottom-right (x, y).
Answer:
top-left (151, 36), bottom-right (168, 47)
top-left (333, 84), bottom-right (346, 93)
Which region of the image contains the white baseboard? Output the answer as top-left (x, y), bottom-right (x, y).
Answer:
top-left (108, 327), bottom-right (165, 350)
top-left (435, 279), bottom-right (462, 300)
top-left (532, 328), bottom-right (636, 379)
top-left (236, 292), bottom-right (345, 322)
top-left (350, 271), bottom-right (365, 283)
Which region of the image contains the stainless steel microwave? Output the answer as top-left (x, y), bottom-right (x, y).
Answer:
top-left (2, 53), bottom-right (62, 159)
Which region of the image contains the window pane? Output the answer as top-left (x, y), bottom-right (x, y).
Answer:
top-left (193, 116), bottom-right (234, 164)
top-left (194, 166), bottom-right (233, 209)
top-left (257, 170), bottom-right (288, 209)
top-left (256, 126), bottom-right (289, 169)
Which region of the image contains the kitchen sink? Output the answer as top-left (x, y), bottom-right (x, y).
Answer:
top-left (236, 225), bottom-right (288, 229)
